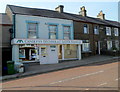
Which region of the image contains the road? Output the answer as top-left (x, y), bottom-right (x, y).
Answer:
top-left (2, 61), bottom-right (119, 90)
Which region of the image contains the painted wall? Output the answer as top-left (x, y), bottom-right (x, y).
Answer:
top-left (15, 14), bottom-right (73, 39)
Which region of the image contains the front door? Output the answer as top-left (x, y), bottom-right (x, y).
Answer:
top-left (48, 45), bottom-right (58, 64)
top-left (40, 46), bottom-right (48, 64)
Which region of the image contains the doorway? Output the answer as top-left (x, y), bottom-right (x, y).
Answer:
top-left (95, 41), bottom-right (100, 55)
top-left (39, 45), bottom-right (58, 64)
top-left (39, 46), bottom-right (48, 64)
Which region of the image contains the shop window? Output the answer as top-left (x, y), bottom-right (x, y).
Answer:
top-left (27, 23), bottom-right (38, 38)
top-left (64, 44), bottom-right (77, 59)
top-left (49, 25), bottom-right (57, 39)
top-left (114, 28), bottom-right (119, 36)
top-left (30, 49), bottom-right (37, 60)
top-left (63, 26), bottom-right (71, 39)
top-left (107, 41), bottom-right (112, 50)
top-left (82, 40), bottom-right (90, 52)
top-left (19, 49), bottom-right (25, 58)
top-left (41, 46), bottom-right (48, 58)
top-left (94, 26), bottom-right (99, 34)
top-left (19, 45), bottom-right (37, 61)
top-left (106, 27), bottom-right (111, 36)
top-left (84, 24), bottom-right (89, 34)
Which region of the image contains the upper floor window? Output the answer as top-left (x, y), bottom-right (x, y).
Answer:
top-left (84, 24), bottom-right (89, 34)
top-left (107, 41), bottom-right (112, 50)
top-left (82, 40), bottom-right (90, 52)
top-left (94, 26), bottom-right (99, 34)
top-left (63, 26), bottom-right (71, 39)
top-left (49, 25), bottom-right (57, 39)
top-left (27, 22), bottom-right (38, 38)
top-left (114, 28), bottom-right (119, 36)
top-left (106, 27), bottom-right (111, 36)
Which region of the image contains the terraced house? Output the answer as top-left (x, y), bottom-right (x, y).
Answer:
top-left (73, 6), bottom-right (120, 57)
top-left (2, 4), bottom-right (120, 71)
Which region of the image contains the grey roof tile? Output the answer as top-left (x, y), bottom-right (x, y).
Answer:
top-left (7, 4), bottom-right (120, 27)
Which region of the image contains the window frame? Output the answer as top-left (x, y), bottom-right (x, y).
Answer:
top-left (94, 26), bottom-right (99, 34)
top-left (106, 27), bottom-right (111, 36)
top-left (83, 24), bottom-right (89, 34)
top-left (82, 40), bottom-right (90, 52)
top-left (26, 21), bottom-right (39, 39)
top-left (115, 40), bottom-right (119, 50)
top-left (114, 28), bottom-right (119, 36)
top-left (48, 24), bottom-right (58, 39)
top-left (107, 41), bottom-right (112, 50)
top-left (63, 26), bottom-right (71, 40)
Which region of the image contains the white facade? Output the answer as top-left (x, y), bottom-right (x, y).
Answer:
top-left (15, 14), bottom-right (73, 39)
top-left (12, 14), bottom-right (82, 66)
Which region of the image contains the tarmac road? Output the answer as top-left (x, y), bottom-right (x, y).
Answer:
top-left (2, 61), bottom-right (119, 90)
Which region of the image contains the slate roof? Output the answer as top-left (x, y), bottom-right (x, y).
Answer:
top-left (0, 13), bottom-right (12, 25)
top-left (7, 4), bottom-right (120, 27)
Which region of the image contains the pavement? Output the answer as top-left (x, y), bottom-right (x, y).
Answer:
top-left (1, 55), bottom-right (120, 81)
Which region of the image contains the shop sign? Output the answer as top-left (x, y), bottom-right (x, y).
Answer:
top-left (11, 39), bottom-right (82, 45)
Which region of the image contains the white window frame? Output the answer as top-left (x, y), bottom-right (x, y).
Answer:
top-left (114, 28), bottom-right (119, 36)
top-left (94, 26), bottom-right (99, 34)
top-left (84, 24), bottom-right (89, 34)
top-left (82, 40), bottom-right (90, 52)
top-left (63, 26), bottom-right (71, 40)
top-left (27, 22), bottom-right (38, 39)
top-left (107, 41), bottom-right (112, 50)
top-left (106, 27), bottom-right (111, 36)
top-left (115, 40), bottom-right (119, 50)
top-left (49, 25), bottom-right (57, 39)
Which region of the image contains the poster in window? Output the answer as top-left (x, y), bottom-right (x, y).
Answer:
top-left (19, 49), bottom-right (25, 58)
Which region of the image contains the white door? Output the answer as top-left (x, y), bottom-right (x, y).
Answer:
top-left (48, 45), bottom-right (58, 64)
top-left (39, 46), bottom-right (48, 64)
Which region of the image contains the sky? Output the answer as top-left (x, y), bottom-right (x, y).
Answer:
top-left (0, 0), bottom-right (119, 21)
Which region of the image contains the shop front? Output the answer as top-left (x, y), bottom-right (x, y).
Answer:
top-left (11, 39), bottom-right (82, 65)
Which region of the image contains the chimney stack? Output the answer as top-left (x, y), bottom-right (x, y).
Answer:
top-left (79, 6), bottom-right (87, 17)
top-left (97, 10), bottom-right (105, 20)
top-left (55, 5), bottom-right (64, 13)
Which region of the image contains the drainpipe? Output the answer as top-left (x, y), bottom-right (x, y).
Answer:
top-left (12, 14), bottom-right (16, 38)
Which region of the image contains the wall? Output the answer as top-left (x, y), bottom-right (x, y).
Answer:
top-left (1, 24), bottom-right (12, 75)
top-left (5, 7), bottom-right (13, 22)
top-left (74, 21), bottom-right (120, 57)
top-left (2, 25), bottom-right (12, 47)
top-left (15, 14), bottom-right (73, 39)
top-left (73, 21), bottom-right (95, 57)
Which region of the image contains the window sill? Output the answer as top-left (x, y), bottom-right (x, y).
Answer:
top-left (106, 35), bottom-right (111, 36)
top-left (82, 51), bottom-right (92, 53)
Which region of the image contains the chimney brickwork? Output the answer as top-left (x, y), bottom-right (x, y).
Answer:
top-left (55, 5), bottom-right (64, 13)
top-left (97, 11), bottom-right (105, 20)
top-left (79, 6), bottom-right (87, 17)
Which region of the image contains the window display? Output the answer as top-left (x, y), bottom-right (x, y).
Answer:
top-left (19, 49), bottom-right (25, 58)
top-left (64, 44), bottom-right (77, 59)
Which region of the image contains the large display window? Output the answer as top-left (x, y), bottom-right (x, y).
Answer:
top-left (64, 44), bottom-right (77, 59)
top-left (19, 45), bottom-right (38, 61)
